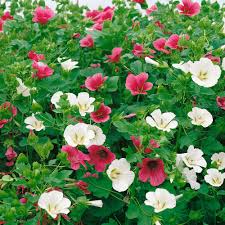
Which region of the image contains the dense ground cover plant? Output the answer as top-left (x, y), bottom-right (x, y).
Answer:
top-left (0, 0), bottom-right (225, 224)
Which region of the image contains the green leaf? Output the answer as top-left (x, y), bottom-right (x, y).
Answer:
top-left (106, 76), bottom-right (119, 92)
top-left (85, 175), bottom-right (112, 198)
top-left (130, 60), bottom-right (143, 74)
top-left (126, 202), bottom-right (139, 219)
top-left (33, 137), bottom-right (54, 160)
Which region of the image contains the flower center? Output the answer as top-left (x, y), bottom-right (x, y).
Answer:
top-left (98, 150), bottom-right (108, 158)
top-left (198, 71), bottom-right (208, 80)
top-left (147, 160), bottom-right (158, 169)
top-left (212, 176), bottom-right (221, 185)
top-left (156, 200), bottom-right (166, 210)
top-left (72, 133), bottom-right (85, 144)
top-left (110, 168), bottom-right (121, 179)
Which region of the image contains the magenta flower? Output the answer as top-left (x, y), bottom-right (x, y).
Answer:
top-left (90, 103), bottom-right (111, 123)
top-left (146, 5), bottom-right (158, 15)
top-left (88, 145), bottom-right (115, 172)
top-left (125, 72), bottom-right (153, 96)
top-left (28, 51), bottom-right (45, 62)
top-left (61, 145), bottom-right (90, 170)
top-left (131, 136), bottom-right (142, 151)
top-left (85, 73), bottom-right (107, 91)
top-left (32, 61), bottom-right (54, 79)
top-left (216, 97), bottom-right (225, 110)
top-left (32, 6), bottom-right (55, 24)
top-left (132, 44), bottom-right (144, 57)
top-left (138, 158), bottom-right (167, 186)
top-left (5, 147), bottom-right (17, 161)
top-left (165, 34), bottom-right (180, 49)
top-left (153, 38), bottom-right (170, 54)
top-left (1, 12), bottom-right (13, 21)
top-left (177, 0), bottom-right (200, 17)
top-left (106, 47), bottom-right (122, 63)
top-left (132, 0), bottom-right (145, 3)
top-left (0, 102), bottom-right (17, 129)
top-left (80, 35), bottom-right (94, 48)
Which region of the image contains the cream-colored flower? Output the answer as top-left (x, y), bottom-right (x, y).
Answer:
top-left (189, 58), bottom-right (221, 87)
top-left (146, 109), bottom-right (178, 132)
top-left (16, 78), bottom-right (31, 97)
top-left (75, 92), bottom-right (95, 116)
top-left (24, 114), bottom-right (45, 131)
top-left (87, 125), bottom-right (106, 147)
top-left (211, 152), bottom-right (225, 170)
top-left (107, 158), bottom-right (135, 192)
top-left (63, 123), bottom-right (95, 147)
top-left (144, 188), bottom-right (176, 213)
top-left (61, 59), bottom-right (79, 71)
top-left (51, 91), bottom-right (76, 109)
top-left (181, 145), bottom-right (207, 173)
top-left (38, 190), bottom-right (71, 219)
top-left (188, 107), bottom-right (213, 128)
top-left (204, 168), bottom-right (225, 187)
top-left (172, 61), bottom-right (193, 74)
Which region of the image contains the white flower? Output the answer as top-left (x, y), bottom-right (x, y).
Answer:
top-left (38, 190), bottom-right (71, 219)
top-left (144, 188), bottom-right (176, 213)
top-left (75, 92), bottom-right (95, 116)
top-left (24, 114), bottom-right (45, 131)
top-left (63, 123), bottom-right (95, 147)
top-left (87, 125), bottom-right (106, 147)
top-left (189, 58), bottom-right (221, 88)
top-left (146, 109), bottom-right (178, 132)
top-left (181, 145), bottom-right (207, 173)
top-left (16, 78), bottom-right (31, 97)
top-left (87, 200), bottom-right (103, 208)
top-left (188, 107), bottom-right (213, 128)
top-left (204, 168), bottom-right (225, 187)
top-left (211, 152), bottom-right (225, 170)
top-left (172, 61), bottom-right (193, 74)
top-left (106, 158), bottom-right (135, 192)
top-left (145, 57), bottom-right (159, 66)
top-left (51, 91), bottom-right (77, 109)
top-left (222, 57), bottom-right (225, 71)
top-left (182, 168), bottom-right (200, 190)
top-left (61, 59), bottom-right (79, 71)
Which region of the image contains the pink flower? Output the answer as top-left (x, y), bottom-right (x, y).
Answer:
top-left (92, 23), bottom-right (103, 31)
top-left (0, 102), bottom-right (17, 128)
top-left (72, 33), bottom-right (81, 38)
top-left (75, 181), bottom-right (91, 194)
top-left (131, 136), bottom-right (142, 151)
top-left (90, 103), bottom-right (111, 123)
top-left (5, 147), bottom-right (17, 161)
top-left (154, 21), bottom-right (165, 30)
top-left (132, 44), bottom-right (144, 57)
top-left (125, 72), bottom-right (153, 95)
top-left (144, 139), bottom-right (160, 154)
top-left (85, 73), bottom-right (107, 91)
top-left (83, 172), bottom-right (98, 178)
top-left (106, 47), bottom-right (122, 63)
top-left (0, 19), bottom-right (3, 32)
top-left (216, 97), bottom-right (225, 110)
top-left (146, 5), bottom-right (158, 15)
top-left (133, 0), bottom-right (145, 3)
top-left (32, 6), bottom-right (55, 24)
top-left (20, 198), bottom-right (27, 204)
top-left (123, 113), bottom-right (136, 119)
top-left (204, 52), bottom-right (220, 64)
top-left (61, 145), bottom-right (90, 170)
top-left (138, 158), bottom-right (167, 186)
top-left (85, 10), bottom-right (100, 21)
top-left (1, 12), bottom-right (13, 21)
top-left (96, 7), bottom-right (114, 23)
top-left (6, 161), bottom-right (14, 167)
top-left (177, 0), bottom-right (200, 17)
top-left (153, 38), bottom-right (170, 54)
top-left (90, 63), bottom-right (101, 68)
top-left (88, 145), bottom-right (115, 172)
top-left (165, 34), bottom-right (180, 49)
top-left (28, 51), bottom-right (45, 62)
top-left (32, 61), bottom-right (54, 79)
top-left (80, 35), bottom-right (94, 48)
